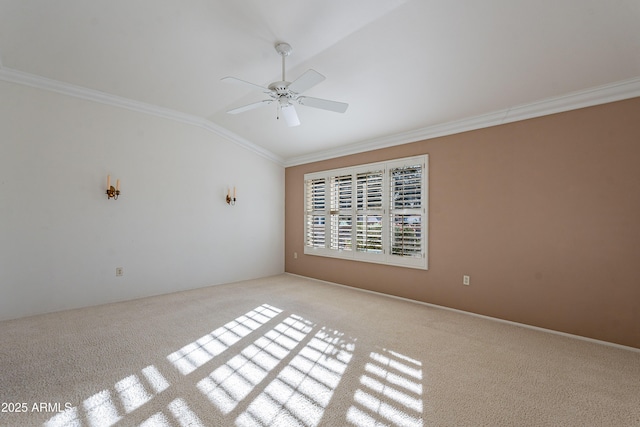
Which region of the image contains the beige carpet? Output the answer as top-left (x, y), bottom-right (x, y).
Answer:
top-left (1, 274), bottom-right (639, 427)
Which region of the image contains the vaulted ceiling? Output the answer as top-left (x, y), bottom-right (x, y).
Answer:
top-left (1, 0), bottom-right (639, 165)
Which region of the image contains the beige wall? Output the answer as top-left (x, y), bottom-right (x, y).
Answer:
top-left (285, 97), bottom-right (640, 349)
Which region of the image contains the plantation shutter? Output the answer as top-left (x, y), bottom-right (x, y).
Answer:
top-left (356, 170), bottom-right (384, 253)
top-left (389, 163), bottom-right (423, 258)
top-left (329, 175), bottom-right (353, 250)
top-left (305, 178), bottom-right (327, 248)
top-left (304, 155), bottom-right (427, 269)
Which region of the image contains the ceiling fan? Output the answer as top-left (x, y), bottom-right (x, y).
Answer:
top-left (222, 42), bottom-right (348, 127)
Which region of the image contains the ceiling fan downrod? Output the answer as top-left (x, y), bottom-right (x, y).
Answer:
top-left (275, 43), bottom-right (292, 81)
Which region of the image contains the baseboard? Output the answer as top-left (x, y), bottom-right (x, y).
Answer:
top-left (284, 273), bottom-right (640, 354)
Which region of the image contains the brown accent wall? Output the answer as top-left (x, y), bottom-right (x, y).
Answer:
top-left (285, 97), bottom-right (640, 349)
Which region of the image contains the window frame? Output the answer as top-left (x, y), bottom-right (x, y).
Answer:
top-left (304, 155), bottom-right (428, 270)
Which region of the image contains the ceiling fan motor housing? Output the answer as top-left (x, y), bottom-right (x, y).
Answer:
top-left (269, 81), bottom-right (293, 98)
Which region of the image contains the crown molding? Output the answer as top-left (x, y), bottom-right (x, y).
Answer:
top-left (0, 66), bottom-right (285, 165)
top-left (284, 76), bottom-right (640, 167)
top-left (2, 65), bottom-right (639, 169)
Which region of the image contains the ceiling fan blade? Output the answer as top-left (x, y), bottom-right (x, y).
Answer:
top-left (227, 99), bottom-right (273, 114)
top-left (297, 96), bottom-right (349, 113)
top-left (221, 76), bottom-right (272, 94)
top-left (288, 69), bottom-right (325, 94)
top-left (280, 104), bottom-right (300, 127)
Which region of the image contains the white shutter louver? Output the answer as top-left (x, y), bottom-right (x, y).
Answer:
top-left (330, 175), bottom-right (353, 251)
top-left (305, 178), bottom-right (326, 248)
top-left (390, 164), bottom-right (423, 258)
top-left (356, 171), bottom-right (383, 253)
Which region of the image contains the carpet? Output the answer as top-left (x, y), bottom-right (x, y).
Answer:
top-left (1, 274), bottom-right (639, 426)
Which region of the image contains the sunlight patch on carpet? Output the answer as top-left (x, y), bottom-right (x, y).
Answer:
top-left (82, 389), bottom-right (121, 427)
top-left (45, 304), bottom-right (280, 427)
top-left (167, 304), bottom-right (282, 375)
top-left (346, 349), bottom-right (424, 427)
top-left (114, 374), bottom-right (152, 413)
top-left (43, 303), bottom-right (427, 427)
top-left (139, 412), bottom-right (171, 427)
top-left (141, 364), bottom-right (170, 394)
top-left (236, 327), bottom-right (356, 427)
top-left (197, 314), bottom-right (315, 414)
top-left (44, 406), bottom-right (81, 427)
top-left (167, 398), bottom-right (206, 427)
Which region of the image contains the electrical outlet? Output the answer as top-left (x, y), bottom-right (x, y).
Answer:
top-left (294, 252), bottom-right (298, 259)
top-left (116, 267), bottom-right (123, 277)
top-left (463, 275), bottom-right (470, 286)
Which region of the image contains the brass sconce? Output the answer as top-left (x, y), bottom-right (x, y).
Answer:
top-left (106, 175), bottom-right (121, 200)
top-left (226, 187), bottom-right (236, 206)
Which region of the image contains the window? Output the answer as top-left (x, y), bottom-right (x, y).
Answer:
top-left (304, 155), bottom-right (428, 269)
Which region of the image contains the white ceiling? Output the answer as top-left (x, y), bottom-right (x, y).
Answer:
top-left (1, 0), bottom-right (640, 165)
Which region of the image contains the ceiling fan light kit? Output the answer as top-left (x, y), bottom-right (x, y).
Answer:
top-left (222, 42), bottom-right (348, 127)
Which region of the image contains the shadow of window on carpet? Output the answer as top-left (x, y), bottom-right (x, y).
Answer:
top-left (347, 348), bottom-right (424, 426)
top-left (44, 304), bottom-right (425, 427)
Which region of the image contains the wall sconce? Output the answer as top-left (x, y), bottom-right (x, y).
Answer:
top-left (226, 186), bottom-right (236, 206)
top-left (106, 175), bottom-right (121, 200)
